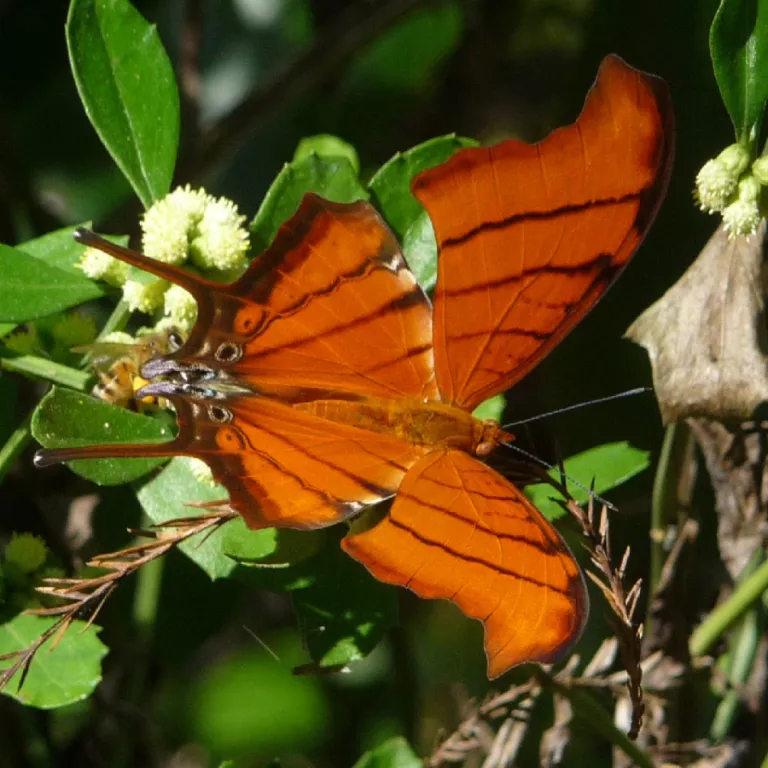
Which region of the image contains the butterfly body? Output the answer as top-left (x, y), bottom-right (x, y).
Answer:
top-left (295, 396), bottom-right (507, 455)
top-left (36, 55), bottom-right (674, 677)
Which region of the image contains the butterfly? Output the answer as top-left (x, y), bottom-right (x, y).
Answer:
top-left (79, 329), bottom-right (183, 410)
top-left (35, 55), bottom-right (673, 678)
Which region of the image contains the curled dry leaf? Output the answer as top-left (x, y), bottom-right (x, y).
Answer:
top-left (626, 221), bottom-right (768, 423)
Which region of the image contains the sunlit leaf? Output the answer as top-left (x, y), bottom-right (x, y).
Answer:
top-left (32, 387), bottom-right (169, 484)
top-left (0, 614), bottom-right (107, 709)
top-left (710, 0), bottom-right (768, 141)
top-left (526, 441), bottom-right (650, 520)
top-left (67, 0), bottom-right (179, 207)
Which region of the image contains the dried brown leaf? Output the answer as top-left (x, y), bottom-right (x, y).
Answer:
top-left (626, 221), bottom-right (768, 423)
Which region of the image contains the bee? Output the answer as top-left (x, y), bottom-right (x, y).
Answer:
top-left (79, 328), bottom-right (183, 410)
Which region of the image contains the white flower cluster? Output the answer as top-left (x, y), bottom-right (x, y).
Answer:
top-left (695, 144), bottom-right (766, 237)
top-left (77, 186), bottom-right (250, 330)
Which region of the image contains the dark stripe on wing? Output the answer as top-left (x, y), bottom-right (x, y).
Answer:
top-left (395, 490), bottom-right (559, 555)
top-left (388, 518), bottom-right (572, 595)
top-left (438, 191), bottom-right (643, 249)
top-left (438, 254), bottom-right (618, 299)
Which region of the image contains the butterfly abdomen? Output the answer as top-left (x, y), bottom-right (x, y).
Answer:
top-left (296, 397), bottom-right (498, 456)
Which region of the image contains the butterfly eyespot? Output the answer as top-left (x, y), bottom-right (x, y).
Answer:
top-left (168, 330), bottom-right (184, 350)
top-left (208, 405), bottom-right (232, 423)
top-left (215, 342), bottom-right (242, 364)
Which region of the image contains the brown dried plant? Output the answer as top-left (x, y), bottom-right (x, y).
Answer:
top-left (0, 509), bottom-right (236, 692)
top-left (429, 488), bottom-right (649, 766)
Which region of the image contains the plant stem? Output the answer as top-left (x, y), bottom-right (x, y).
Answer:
top-left (0, 353), bottom-right (91, 391)
top-left (0, 410), bottom-right (33, 484)
top-left (533, 669), bottom-right (654, 768)
top-left (691, 556), bottom-right (768, 658)
top-left (710, 605), bottom-right (761, 741)
top-left (111, 533), bottom-right (164, 768)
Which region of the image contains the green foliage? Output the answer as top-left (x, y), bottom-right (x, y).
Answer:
top-left (250, 153), bottom-right (368, 253)
top-left (6, 0), bottom-right (763, 765)
top-left (66, 0), bottom-right (179, 208)
top-left (293, 529), bottom-right (398, 669)
top-left (0, 615), bottom-right (107, 708)
top-left (0, 244), bottom-right (105, 323)
top-left (353, 736), bottom-right (423, 768)
top-left (710, 0), bottom-right (768, 143)
top-left (526, 442), bottom-right (651, 520)
top-left (32, 387), bottom-right (169, 484)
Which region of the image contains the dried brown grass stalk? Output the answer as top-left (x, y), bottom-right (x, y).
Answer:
top-left (565, 496), bottom-right (645, 739)
top-left (0, 509), bottom-right (236, 692)
top-left (429, 485), bottom-right (647, 765)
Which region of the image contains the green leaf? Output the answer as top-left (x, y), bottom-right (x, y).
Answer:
top-left (293, 134), bottom-right (361, 174)
top-left (19, 224), bottom-right (96, 275)
top-left (526, 441), bottom-right (651, 520)
top-left (136, 459), bottom-right (318, 588)
top-left (250, 154), bottom-right (368, 253)
top-left (401, 212), bottom-right (438, 293)
top-left (710, 0), bottom-right (768, 141)
top-left (0, 244), bottom-right (106, 323)
top-left (67, 0), bottom-right (179, 208)
top-left (0, 324), bottom-right (15, 338)
top-left (369, 134), bottom-right (478, 240)
top-left (293, 529), bottom-right (398, 669)
top-left (136, 458), bottom-right (272, 581)
top-left (31, 387), bottom-right (169, 484)
top-left (0, 614), bottom-right (108, 709)
top-left (473, 394), bottom-right (506, 423)
top-left (353, 736), bottom-right (422, 768)
top-left (189, 637), bottom-right (330, 755)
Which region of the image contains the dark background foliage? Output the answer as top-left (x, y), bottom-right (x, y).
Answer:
top-left (0, 0), bottom-right (738, 766)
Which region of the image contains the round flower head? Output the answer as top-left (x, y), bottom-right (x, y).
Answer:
top-left (79, 246), bottom-right (129, 287)
top-left (723, 174), bottom-right (762, 238)
top-left (123, 278), bottom-right (169, 314)
top-left (164, 283), bottom-right (198, 330)
top-left (101, 331), bottom-right (136, 345)
top-left (141, 186), bottom-right (209, 265)
top-left (189, 196), bottom-right (250, 272)
top-left (751, 155), bottom-right (768, 186)
top-left (695, 143), bottom-right (751, 213)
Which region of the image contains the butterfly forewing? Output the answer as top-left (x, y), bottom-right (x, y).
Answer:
top-left (414, 55), bottom-right (674, 410)
top-left (226, 194), bottom-right (438, 402)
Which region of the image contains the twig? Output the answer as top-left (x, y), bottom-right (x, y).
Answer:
top-left (0, 509), bottom-right (236, 692)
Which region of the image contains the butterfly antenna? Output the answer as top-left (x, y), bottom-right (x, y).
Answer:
top-left (498, 438), bottom-right (618, 512)
top-left (502, 387), bottom-right (651, 429)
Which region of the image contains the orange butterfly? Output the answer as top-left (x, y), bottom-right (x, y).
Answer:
top-left (35, 55), bottom-right (673, 677)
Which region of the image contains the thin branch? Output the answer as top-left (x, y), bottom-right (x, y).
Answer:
top-left (0, 509), bottom-right (236, 692)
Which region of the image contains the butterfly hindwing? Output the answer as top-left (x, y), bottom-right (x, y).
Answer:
top-left (342, 449), bottom-right (588, 676)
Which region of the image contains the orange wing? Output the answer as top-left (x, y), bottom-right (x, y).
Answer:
top-left (223, 194), bottom-right (438, 402)
top-left (68, 198), bottom-right (438, 404)
top-left (38, 390), bottom-right (427, 530)
top-left (342, 449), bottom-right (587, 677)
top-left (414, 55), bottom-right (674, 410)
